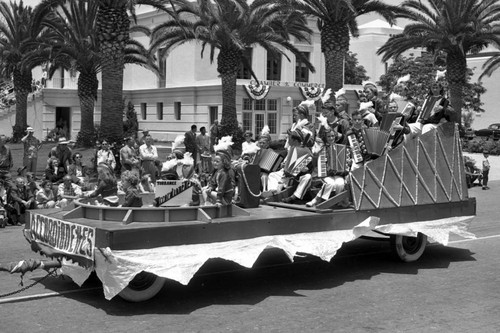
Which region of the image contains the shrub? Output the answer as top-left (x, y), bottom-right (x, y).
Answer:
top-left (465, 137), bottom-right (500, 155)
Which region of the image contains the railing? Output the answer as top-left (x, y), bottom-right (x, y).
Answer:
top-left (48, 77), bottom-right (79, 89)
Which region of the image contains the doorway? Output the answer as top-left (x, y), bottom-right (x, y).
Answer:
top-left (55, 107), bottom-right (71, 139)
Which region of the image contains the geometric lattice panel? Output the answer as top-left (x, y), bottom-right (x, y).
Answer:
top-left (350, 123), bottom-right (468, 210)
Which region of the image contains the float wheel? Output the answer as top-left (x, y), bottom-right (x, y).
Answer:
top-left (118, 271), bottom-right (165, 302)
top-left (390, 233), bottom-right (427, 262)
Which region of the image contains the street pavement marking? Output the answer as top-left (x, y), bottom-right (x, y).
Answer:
top-left (449, 234), bottom-right (500, 244)
top-left (0, 287), bottom-right (101, 305)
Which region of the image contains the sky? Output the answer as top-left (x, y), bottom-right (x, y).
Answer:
top-left (22, 0), bottom-right (404, 23)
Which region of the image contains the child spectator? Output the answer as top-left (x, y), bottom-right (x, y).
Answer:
top-left (482, 150), bottom-right (490, 190)
top-left (36, 180), bottom-right (57, 208)
top-left (121, 170), bottom-right (143, 207)
top-left (58, 175), bottom-right (83, 207)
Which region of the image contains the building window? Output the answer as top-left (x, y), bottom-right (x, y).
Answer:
top-left (141, 103), bottom-right (147, 120)
top-left (237, 48), bottom-right (253, 80)
top-left (268, 112), bottom-right (277, 134)
top-left (255, 99), bottom-right (266, 111)
top-left (156, 102), bottom-right (163, 120)
top-left (174, 102), bottom-right (181, 120)
top-left (209, 106), bottom-right (218, 124)
top-left (267, 51), bottom-right (281, 81)
top-left (243, 98), bottom-right (253, 110)
top-left (255, 113), bottom-right (265, 135)
top-left (242, 112), bottom-right (252, 132)
top-left (295, 52), bottom-right (310, 82)
top-left (267, 99), bottom-right (277, 111)
top-left (241, 98), bottom-right (279, 136)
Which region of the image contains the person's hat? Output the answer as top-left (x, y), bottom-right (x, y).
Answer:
top-left (216, 149), bottom-right (232, 163)
top-left (26, 126), bottom-right (34, 132)
top-left (287, 128), bottom-right (305, 143)
top-left (483, 150), bottom-right (490, 154)
top-left (362, 80), bottom-right (378, 91)
top-left (142, 129), bottom-right (149, 133)
top-left (58, 137), bottom-right (69, 144)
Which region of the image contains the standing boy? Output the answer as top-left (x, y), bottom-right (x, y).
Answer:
top-left (482, 150), bottom-right (490, 190)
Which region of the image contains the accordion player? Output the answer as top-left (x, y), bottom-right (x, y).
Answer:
top-left (317, 143), bottom-right (348, 177)
top-left (283, 146), bottom-right (313, 177)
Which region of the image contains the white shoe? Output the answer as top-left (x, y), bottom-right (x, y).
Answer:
top-left (306, 198), bottom-right (317, 207)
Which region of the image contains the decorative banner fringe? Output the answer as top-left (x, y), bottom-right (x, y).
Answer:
top-left (244, 84), bottom-right (271, 100)
top-left (299, 87), bottom-right (323, 101)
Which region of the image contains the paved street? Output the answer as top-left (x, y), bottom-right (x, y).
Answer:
top-left (0, 175), bottom-right (499, 332)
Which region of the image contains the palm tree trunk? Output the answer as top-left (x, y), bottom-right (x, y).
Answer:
top-left (77, 71), bottom-right (99, 147)
top-left (96, 2), bottom-right (129, 143)
top-left (217, 48), bottom-right (240, 137)
top-left (12, 69), bottom-right (32, 142)
top-left (446, 52), bottom-right (467, 125)
top-left (324, 49), bottom-right (345, 94)
top-left (321, 22), bottom-right (349, 95)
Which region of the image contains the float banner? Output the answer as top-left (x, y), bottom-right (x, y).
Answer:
top-left (155, 180), bottom-right (193, 207)
top-left (25, 213), bottom-right (95, 268)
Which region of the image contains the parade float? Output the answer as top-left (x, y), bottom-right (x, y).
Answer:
top-left (7, 123), bottom-right (475, 302)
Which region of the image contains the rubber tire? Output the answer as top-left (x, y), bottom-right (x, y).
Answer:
top-left (390, 233), bottom-right (427, 262)
top-left (118, 271), bottom-right (165, 302)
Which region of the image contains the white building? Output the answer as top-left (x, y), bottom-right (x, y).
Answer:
top-left (1, 9), bottom-right (497, 141)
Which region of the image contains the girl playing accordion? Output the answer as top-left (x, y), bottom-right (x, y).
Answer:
top-left (306, 116), bottom-right (348, 207)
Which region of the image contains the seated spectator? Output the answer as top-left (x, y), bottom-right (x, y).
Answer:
top-left (57, 175), bottom-right (83, 207)
top-left (26, 172), bottom-right (40, 195)
top-left (121, 170), bottom-right (143, 207)
top-left (67, 153), bottom-right (87, 185)
top-left (6, 176), bottom-right (37, 225)
top-left (45, 157), bottom-right (66, 185)
top-left (36, 180), bottom-right (57, 209)
top-left (85, 163), bottom-right (118, 199)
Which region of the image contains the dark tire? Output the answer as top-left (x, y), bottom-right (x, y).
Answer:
top-left (390, 233), bottom-right (427, 262)
top-left (118, 271), bottom-right (165, 302)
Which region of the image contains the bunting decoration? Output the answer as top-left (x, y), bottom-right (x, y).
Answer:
top-left (299, 86), bottom-right (323, 101)
top-left (244, 84), bottom-right (271, 100)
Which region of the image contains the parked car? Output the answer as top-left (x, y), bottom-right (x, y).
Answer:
top-left (474, 123), bottom-right (500, 140)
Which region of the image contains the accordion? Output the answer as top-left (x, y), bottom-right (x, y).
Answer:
top-left (284, 146), bottom-right (312, 177)
top-left (418, 96), bottom-right (448, 122)
top-left (348, 134), bottom-right (364, 164)
top-left (318, 144), bottom-right (348, 177)
top-left (258, 149), bottom-right (284, 173)
top-left (379, 112), bottom-right (400, 132)
top-left (362, 128), bottom-right (390, 156)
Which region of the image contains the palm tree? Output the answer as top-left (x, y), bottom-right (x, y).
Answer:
top-left (0, 1), bottom-right (53, 141)
top-left (150, 0), bottom-right (315, 136)
top-left (95, 0), bottom-right (168, 143)
top-left (35, 0), bottom-right (159, 147)
top-left (377, 0), bottom-right (500, 125)
top-left (295, 0), bottom-right (404, 93)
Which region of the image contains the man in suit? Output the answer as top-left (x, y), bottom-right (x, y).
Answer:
top-left (185, 124), bottom-right (198, 166)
